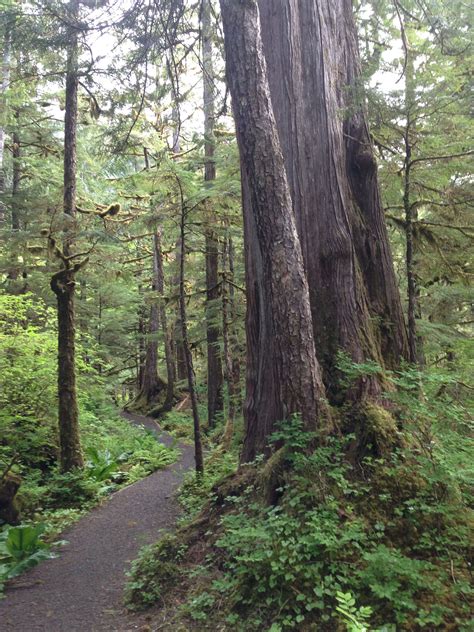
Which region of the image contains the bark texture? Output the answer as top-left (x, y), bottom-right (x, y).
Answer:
top-left (203, 0), bottom-right (224, 428)
top-left (52, 7), bottom-right (83, 472)
top-left (256, 0), bottom-right (405, 400)
top-left (220, 0), bottom-right (329, 462)
top-left (340, 0), bottom-right (409, 368)
top-left (224, 0), bottom-right (409, 460)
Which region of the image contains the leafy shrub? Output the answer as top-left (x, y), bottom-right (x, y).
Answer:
top-left (335, 592), bottom-right (374, 632)
top-left (163, 410), bottom-right (472, 630)
top-left (0, 524), bottom-right (64, 594)
top-left (159, 410), bottom-right (195, 441)
top-left (125, 534), bottom-right (188, 609)
top-left (85, 448), bottom-right (119, 482)
top-left (179, 449), bottom-right (237, 521)
top-left (42, 470), bottom-right (100, 509)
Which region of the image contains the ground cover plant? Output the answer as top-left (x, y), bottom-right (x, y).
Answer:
top-left (126, 363), bottom-right (473, 631)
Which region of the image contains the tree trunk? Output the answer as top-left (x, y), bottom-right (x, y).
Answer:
top-left (256, 0), bottom-right (406, 399)
top-left (178, 191), bottom-right (204, 475)
top-left (228, 235), bottom-right (242, 414)
top-left (137, 286), bottom-right (146, 390)
top-left (203, 0), bottom-right (224, 428)
top-left (52, 5), bottom-right (83, 472)
top-left (173, 237), bottom-right (188, 382)
top-left (51, 268), bottom-right (83, 472)
top-left (139, 232), bottom-right (168, 404)
top-left (221, 233), bottom-right (236, 446)
top-left (340, 0), bottom-right (409, 369)
top-left (403, 47), bottom-right (424, 366)
top-left (0, 24), bottom-right (11, 224)
top-left (220, 0), bottom-right (330, 462)
top-left (11, 128), bottom-right (20, 231)
top-left (155, 228), bottom-right (176, 410)
top-left (7, 123), bottom-right (21, 285)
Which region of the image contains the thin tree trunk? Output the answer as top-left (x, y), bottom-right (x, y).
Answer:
top-left (140, 235), bottom-right (162, 402)
top-left (11, 128), bottom-right (20, 230)
top-left (51, 6), bottom-right (83, 471)
top-left (137, 288), bottom-right (146, 390)
top-left (228, 235), bottom-right (242, 414)
top-left (221, 233), bottom-right (236, 447)
top-left (203, 0), bottom-right (223, 428)
top-left (173, 236), bottom-right (188, 383)
top-left (155, 228), bottom-right (176, 410)
top-left (220, 0), bottom-right (330, 462)
top-left (7, 123), bottom-right (21, 285)
top-left (403, 47), bottom-right (424, 366)
top-left (0, 24), bottom-right (11, 224)
top-left (178, 188), bottom-right (204, 475)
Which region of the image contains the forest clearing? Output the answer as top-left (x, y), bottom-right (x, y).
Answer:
top-left (0, 1), bottom-right (472, 631)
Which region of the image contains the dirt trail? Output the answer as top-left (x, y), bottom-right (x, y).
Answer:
top-left (0, 413), bottom-right (195, 632)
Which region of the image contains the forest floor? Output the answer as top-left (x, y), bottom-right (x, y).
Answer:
top-left (0, 413), bottom-right (195, 632)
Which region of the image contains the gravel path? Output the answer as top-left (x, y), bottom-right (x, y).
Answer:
top-left (0, 413), bottom-right (195, 632)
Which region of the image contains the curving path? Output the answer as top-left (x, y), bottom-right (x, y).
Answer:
top-left (0, 413), bottom-right (195, 632)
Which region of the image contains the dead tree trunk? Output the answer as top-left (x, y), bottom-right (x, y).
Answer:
top-left (220, 0), bottom-right (330, 462)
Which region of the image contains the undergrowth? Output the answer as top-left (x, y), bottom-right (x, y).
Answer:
top-left (0, 294), bottom-right (178, 591)
top-left (125, 365), bottom-right (473, 631)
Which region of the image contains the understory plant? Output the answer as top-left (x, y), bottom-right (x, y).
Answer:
top-left (0, 524), bottom-right (65, 596)
top-left (126, 363), bottom-right (473, 631)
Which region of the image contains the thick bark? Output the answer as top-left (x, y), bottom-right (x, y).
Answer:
top-left (52, 6), bottom-right (83, 472)
top-left (220, 0), bottom-right (329, 462)
top-left (255, 0), bottom-right (407, 397)
top-left (179, 195), bottom-right (204, 474)
top-left (340, 0), bottom-right (409, 368)
top-left (254, 0), bottom-right (384, 405)
top-left (203, 0), bottom-right (224, 428)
